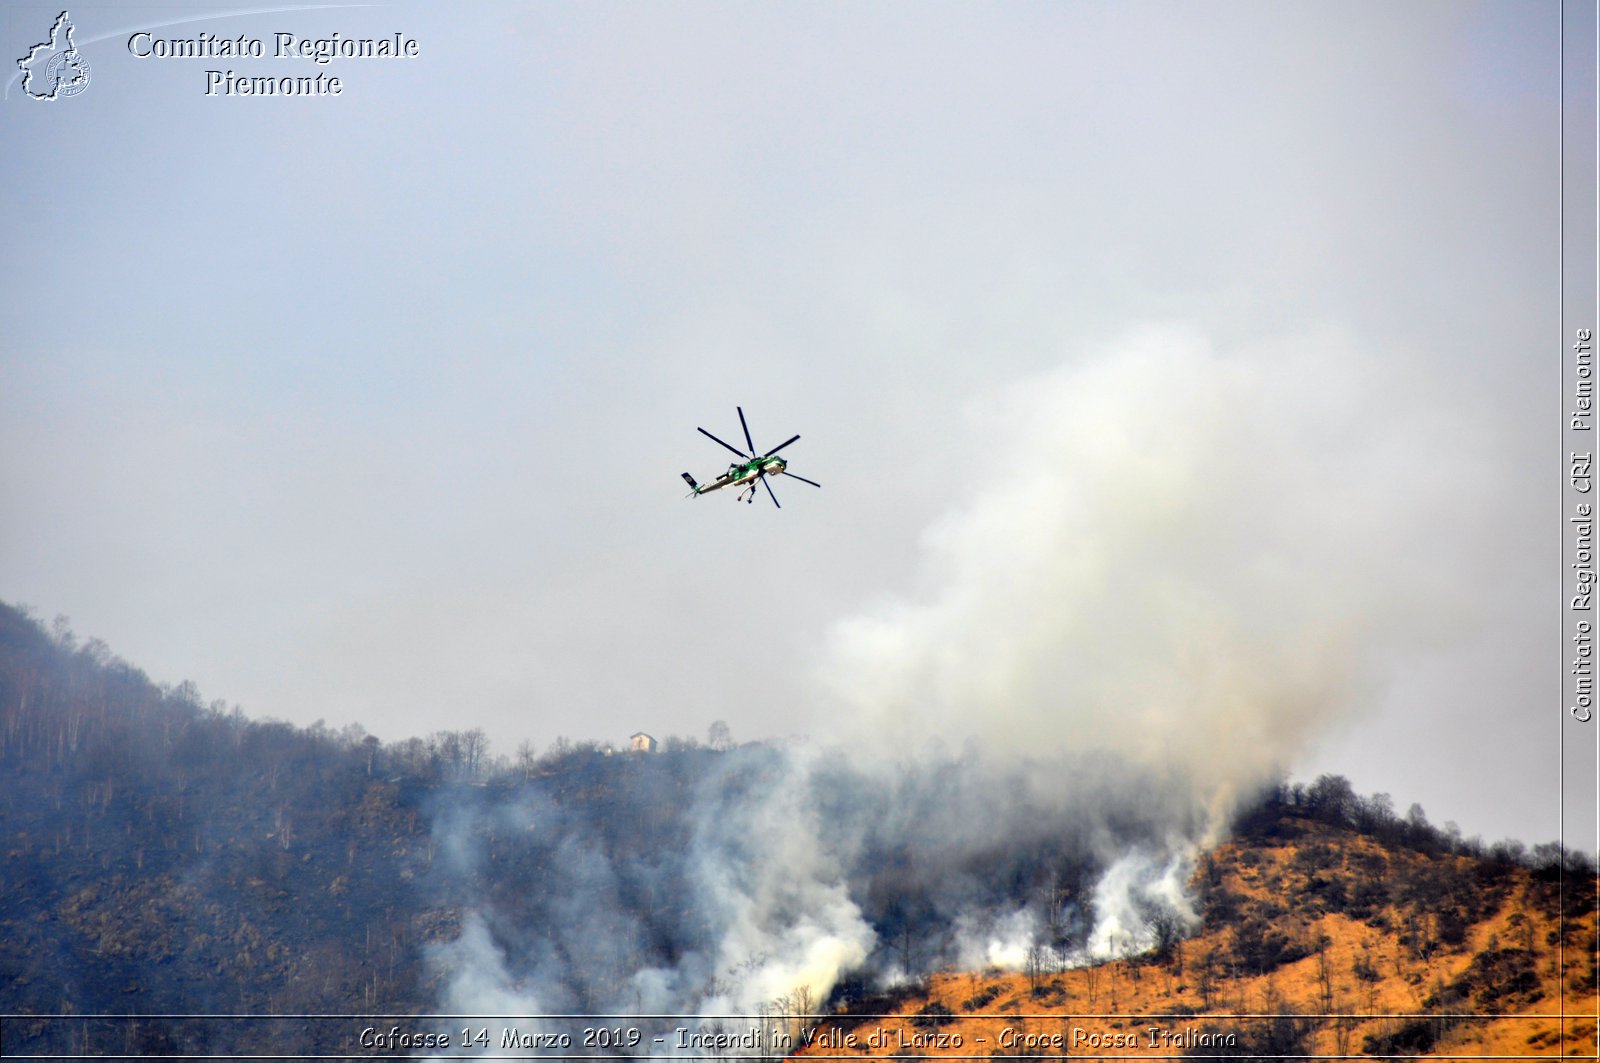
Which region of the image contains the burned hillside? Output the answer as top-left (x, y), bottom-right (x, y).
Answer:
top-left (3, 600), bottom-right (1592, 1059)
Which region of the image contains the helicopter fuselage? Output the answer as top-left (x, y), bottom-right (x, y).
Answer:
top-left (681, 407), bottom-right (818, 507)
top-left (696, 456), bottom-right (786, 495)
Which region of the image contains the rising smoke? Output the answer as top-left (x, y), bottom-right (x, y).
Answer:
top-left (822, 324), bottom-right (1479, 805)
top-left (423, 742), bottom-right (1203, 1045)
top-left (422, 325), bottom-right (1496, 1046)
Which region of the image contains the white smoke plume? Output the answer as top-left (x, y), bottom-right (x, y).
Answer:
top-left (422, 746), bottom-right (880, 1051)
top-left (823, 324), bottom-right (1485, 821)
top-left (1082, 848), bottom-right (1199, 960)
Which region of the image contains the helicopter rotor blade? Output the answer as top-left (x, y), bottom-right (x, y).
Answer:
top-left (764, 434), bottom-right (800, 457)
top-left (763, 476), bottom-right (781, 509)
top-left (698, 427), bottom-right (749, 459)
top-left (781, 470), bottom-right (821, 488)
top-left (737, 406), bottom-right (757, 456)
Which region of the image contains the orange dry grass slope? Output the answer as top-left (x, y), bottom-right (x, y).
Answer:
top-left (796, 813), bottom-right (1598, 1060)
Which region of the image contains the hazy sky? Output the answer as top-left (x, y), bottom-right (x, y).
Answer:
top-left (1, 1), bottom-right (1582, 846)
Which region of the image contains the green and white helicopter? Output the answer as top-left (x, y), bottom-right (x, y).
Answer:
top-left (681, 407), bottom-right (821, 507)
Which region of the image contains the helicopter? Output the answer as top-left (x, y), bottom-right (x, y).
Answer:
top-left (681, 406), bottom-right (821, 508)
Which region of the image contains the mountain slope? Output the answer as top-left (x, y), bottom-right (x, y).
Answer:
top-left (4, 600), bottom-right (1595, 1060)
top-left (798, 805), bottom-right (1599, 1059)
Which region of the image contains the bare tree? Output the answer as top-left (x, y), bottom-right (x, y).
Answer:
top-left (515, 739), bottom-right (538, 779)
top-left (51, 614), bottom-right (77, 651)
top-left (1025, 942), bottom-right (1047, 991)
top-left (770, 992), bottom-right (795, 1047)
top-left (791, 985), bottom-right (817, 1041)
top-left (1315, 938), bottom-right (1334, 1014)
top-left (699, 1020), bottom-right (730, 1063)
top-left (1148, 908), bottom-right (1184, 964)
top-left (1333, 1008), bottom-right (1355, 1057)
top-left (460, 728), bottom-right (489, 779)
top-left (1508, 911), bottom-right (1535, 955)
top-left (430, 730), bottom-right (463, 776)
top-left (1196, 950), bottom-right (1217, 1010)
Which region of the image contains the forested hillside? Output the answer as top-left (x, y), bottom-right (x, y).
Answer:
top-left (1, 602), bottom-right (806, 1054)
top-left (3, 600), bottom-right (1595, 1059)
top-left (1, 603), bottom-right (447, 1054)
